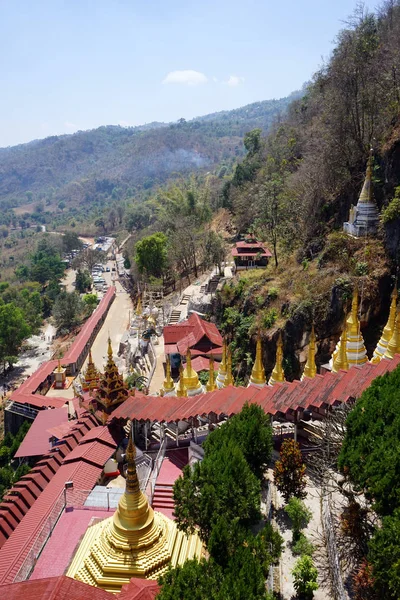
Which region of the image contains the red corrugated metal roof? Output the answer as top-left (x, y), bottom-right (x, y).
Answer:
top-left (0, 575), bottom-right (114, 599)
top-left (62, 287), bottom-right (115, 364)
top-left (14, 361), bottom-right (58, 396)
top-left (14, 408), bottom-right (69, 459)
top-left (9, 392), bottom-right (66, 410)
top-left (163, 313), bottom-right (222, 349)
top-left (119, 578), bottom-right (160, 600)
top-left (63, 437), bottom-right (116, 467)
top-left (190, 356), bottom-right (220, 372)
top-left (109, 356), bottom-right (400, 424)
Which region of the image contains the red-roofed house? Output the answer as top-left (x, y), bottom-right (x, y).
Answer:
top-left (14, 408), bottom-right (69, 462)
top-left (0, 575), bottom-right (114, 600)
top-left (163, 313), bottom-right (223, 368)
top-left (231, 238), bottom-right (272, 270)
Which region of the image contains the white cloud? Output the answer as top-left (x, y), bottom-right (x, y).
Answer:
top-left (212, 76), bottom-right (219, 83)
top-left (64, 121), bottom-right (77, 130)
top-left (162, 70), bottom-right (208, 86)
top-left (223, 75), bottom-right (245, 87)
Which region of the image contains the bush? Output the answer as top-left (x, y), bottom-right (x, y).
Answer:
top-left (292, 555), bottom-right (319, 599)
top-left (285, 497), bottom-right (312, 541)
top-left (292, 533), bottom-right (315, 556)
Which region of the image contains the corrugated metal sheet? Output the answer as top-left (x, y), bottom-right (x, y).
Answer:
top-left (0, 575), bottom-right (114, 599)
top-left (14, 408), bottom-right (69, 459)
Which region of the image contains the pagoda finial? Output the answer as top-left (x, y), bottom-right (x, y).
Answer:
top-left (347, 287), bottom-right (360, 336)
top-left (332, 326), bottom-right (349, 372)
top-left (57, 357), bottom-right (62, 373)
top-left (268, 332), bottom-right (285, 386)
top-left (125, 427), bottom-right (140, 495)
top-left (223, 346), bottom-right (234, 387)
top-left (163, 355), bottom-right (175, 391)
top-left (384, 312), bottom-right (400, 359)
top-left (302, 325), bottom-right (317, 379)
top-left (176, 364), bottom-right (188, 397)
top-left (249, 334), bottom-right (266, 386)
top-left (107, 337), bottom-right (113, 359)
top-left (220, 339), bottom-right (227, 375)
top-left (206, 355), bottom-right (217, 392)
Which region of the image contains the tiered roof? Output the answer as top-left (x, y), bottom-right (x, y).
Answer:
top-left (164, 312), bottom-right (222, 356)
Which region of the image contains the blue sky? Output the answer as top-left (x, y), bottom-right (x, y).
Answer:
top-left (0, 0), bottom-right (374, 147)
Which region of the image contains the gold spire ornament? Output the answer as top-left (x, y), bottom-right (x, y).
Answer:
top-left (384, 312), bottom-right (400, 359)
top-left (268, 332), bottom-right (285, 386)
top-left (82, 350), bottom-right (101, 392)
top-left (206, 355), bottom-right (217, 392)
top-left (176, 364), bottom-right (188, 398)
top-left (67, 426), bottom-right (202, 591)
top-left (162, 355), bottom-right (175, 393)
top-left (345, 288), bottom-right (368, 365)
top-left (216, 339), bottom-right (227, 388)
top-left (223, 347), bottom-right (234, 387)
top-left (93, 337), bottom-right (129, 414)
top-left (182, 348), bottom-right (202, 394)
top-left (301, 325), bottom-right (317, 380)
top-left (372, 286), bottom-right (398, 363)
top-left (332, 326), bottom-right (349, 372)
top-left (249, 335), bottom-right (266, 387)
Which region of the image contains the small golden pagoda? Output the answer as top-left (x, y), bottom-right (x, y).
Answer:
top-left (160, 355), bottom-right (176, 396)
top-left (216, 339), bottom-right (227, 388)
top-left (93, 338), bottom-right (129, 414)
top-left (82, 350), bottom-right (101, 392)
top-left (53, 357), bottom-right (67, 390)
top-left (384, 312), bottom-right (400, 359)
top-left (372, 287), bottom-right (398, 363)
top-left (268, 332), bottom-right (285, 386)
top-left (176, 364), bottom-right (188, 398)
top-left (345, 289), bottom-right (368, 366)
top-left (332, 326), bottom-right (349, 373)
top-left (343, 149), bottom-right (379, 237)
top-left (248, 335), bottom-right (266, 388)
top-left (223, 347), bottom-right (234, 387)
top-left (182, 349), bottom-right (203, 396)
top-left (206, 355), bottom-right (217, 392)
top-left (67, 431), bottom-right (202, 592)
top-left (301, 325), bottom-right (317, 380)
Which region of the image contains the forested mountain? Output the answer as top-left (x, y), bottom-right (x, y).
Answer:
top-left (0, 94), bottom-right (298, 212)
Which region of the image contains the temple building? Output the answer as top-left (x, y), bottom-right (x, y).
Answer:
top-left (182, 349), bottom-right (203, 396)
top-left (91, 339), bottom-right (129, 415)
top-left (372, 287), bottom-right (398, 363)
top-left (269, 332), bottom-right (285, 386)
top-left (66, 432), bottom-right (202, 592)
top-left (82, 350), bottom-right (101, 392)
top-left (231, 238), bottom-right (272, 271)
top-left (301, 326), bottom-right (317, 380)
top-left (248, 336), bottom-right (266, 388)
top-left (343, 150), bottom-right (380, 238)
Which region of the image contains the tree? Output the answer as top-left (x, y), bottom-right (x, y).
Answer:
top-left (135, 232), bottom-right (168, 279)
top-left (30, 238), bottom-right (65, 285)
top-left (52, 291), bottom-right (83, 331)
top-left (62, 231), bottom-right (83, 254)
top-left (94, 217), bottom-right (106, 233)
top-left (285, 496), bottom-right (312, 541)
top-left (82, 293), bottom-right (98, 313)
top-left (244, 129), bottom-right (262, 156)
top-left (125, 204), bottom-right (152, 232)
top-left (75, 270), bottom-right (92, 293)
top-left (352, 560), bottom-right (376, 600)
top-left (274, 439), bottom-right (306, 502)
top-left (368, 510), bottom-right (400, 599)
top-left (125, 371), bottom-right (147, 391)
top-left (0, 303), bottom-right (30, 369)
top-left (292, 555), bottom-right (319, 599)
top-left (73, 248), bottom-right (107, 273)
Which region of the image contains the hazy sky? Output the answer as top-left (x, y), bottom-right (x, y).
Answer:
top-left (0, 0), bottom-right (375, 148)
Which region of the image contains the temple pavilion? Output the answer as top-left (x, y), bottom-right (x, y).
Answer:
top-left (343, 149), bottom-right (380, 237)
top-left (67, 431), bottom-right (202, 592)
top-left (81, 350), bottom-right (101, 392)
top-left (91, 339), bottom-right (129, 415)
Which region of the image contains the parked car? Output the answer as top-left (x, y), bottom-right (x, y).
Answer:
top-left (106, 266), bottom-right (110, 272)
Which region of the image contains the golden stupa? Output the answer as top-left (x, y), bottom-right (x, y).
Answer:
top-left (93, 338), bottom-right (129, 414)
top-left (161, 355), bottom-right (176, 396)
top-left (182, 348), bottom-right (203, 395)
top-left (176, 364), bottom-right (188, 398)
top-left (248, 335), bottom-right (266, 387)
top-left (82, 350), bottom-right (101, 392)
top-left (268, 332), bottom-right (285, 386)
top-left (332, 325), bottom-right (349, 373)
top-left (301, 325), bottom-right (317, 380)
top-left (345, 289), bottom-right (368, 366)
top-left (372, 287), bottom-right (398, 363)
top-left (67, 431), bottom-right (202, 592)
top-left (206, 355), bottom-right (217, 392)
top-left (216, 339), bottom-right (228, 388)
top-left (384, 311), bottom-right (400, 359)
top-left (223, 346), bottom-right (234, 387)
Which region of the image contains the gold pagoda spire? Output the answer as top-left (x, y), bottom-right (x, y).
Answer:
top-left (223, 346), bottom-right (234, 387)
top-left (176, 364), bottom-right (188, 397)
top-left (219, 340), bottom-right (227, 374)
top-left (372, 286), bottom-right (398, 363)
top-left (93, 337), bottom-right (129, 414)
top-left (302, 325), bottom-right (317, 380)
top-left (358, 149), bottom-right (374, 204)
top-left (249, 334), bottom-right (266, 386)
top-left (332, 326), bottom-right (349, 372)
top-left (345, 288), bottom-right (368, 365)
top-left (347, 288), bottom-right (360, 336)
top-left (182, 348), bottom-right (202, 393)
top-left (136, 295), bottom-right (142, 316)
top-left (269, 332), bottom-right (285, 386)
top-left (163, 355), bottom-right (175, 392)
top-left (82, 350), bottom-right (101, 392)
top-left (384, 312), bottom-right (400, 359)
top-left (206, 355), bottom-right (217, 392)
top-left (67, 423), bottom-right (203, 590)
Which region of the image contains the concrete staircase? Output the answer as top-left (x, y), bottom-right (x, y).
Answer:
top-left (180, 294), bottom-right (191, 306)
top-left (168, 309), bottom-right (181, 324)
top-left (152, 483), bottom-right (174, 516)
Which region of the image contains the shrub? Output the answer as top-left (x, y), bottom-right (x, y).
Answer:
top-left (285, 497), bottom-right (312, 541)
top-left (292, 555), bottom-right (319, 599)
top-left (292, 533), bottom-right (315, 556)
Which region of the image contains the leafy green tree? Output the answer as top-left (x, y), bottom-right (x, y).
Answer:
top-left (285, 497), bottom-right (312, 541)
top-left (14, 265), bottom-right (29, 281)
top-left (52, 291), bottom-right (83, 331)
top-left (292, 533), bottom-right (315, 557)
top-left (73, 248), bottom-right (106, 273)
top-left (274, 439), bottom-right (306, 502)
top-left (62, 231), bottom-right (83, 254)
top-left (368, 510), bottom-right (400, 599)
top-left (135, 232), bottom-right (168, 279)
top-left (75, 270), bottom-right (92, 293)
top-left (292, 555), bottom-right (319, 599)
top-left (0, 303), bottom-right (30, 369)
top-left (30, 238), bottom-right (65, 285)
top-left (204, 403), bottom-right (273, 479)
top-left (244, 129), bottom-right (262, 155)
top-left (125, 371), bottom-right (147, 391)
top-left (82, 293), bottom-right (98, 312)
